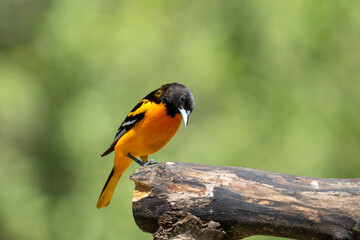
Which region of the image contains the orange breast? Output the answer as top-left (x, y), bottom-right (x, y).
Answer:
top-left (114, 102), bottom-right (182, 157)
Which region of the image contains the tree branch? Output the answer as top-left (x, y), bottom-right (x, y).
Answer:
top-left (130, 162), bottom-right (360, 240)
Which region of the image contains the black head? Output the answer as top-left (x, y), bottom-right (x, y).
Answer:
top-left (157, 83), bottom-right (195, 126)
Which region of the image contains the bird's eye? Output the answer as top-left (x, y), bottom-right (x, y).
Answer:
top-left (180, 96), bottom-right (186, 103)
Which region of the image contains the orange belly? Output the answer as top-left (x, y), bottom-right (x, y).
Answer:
top-left (114, 102), bottom-right (182, 157)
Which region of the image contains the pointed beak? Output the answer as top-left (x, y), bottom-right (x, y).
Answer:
top-left (178, 108), bottom-right (191, 127)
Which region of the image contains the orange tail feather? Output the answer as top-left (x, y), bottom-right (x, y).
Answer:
top-left (97, 155), bottom-right (134, 209)
top-left (96, 168), bottom-right (120, 209)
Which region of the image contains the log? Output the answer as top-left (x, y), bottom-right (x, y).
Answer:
top-left (130, 162), bottom-right (360, 240)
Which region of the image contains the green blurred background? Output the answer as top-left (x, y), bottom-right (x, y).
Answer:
top-left (1, 0), bottom-right (360, 239)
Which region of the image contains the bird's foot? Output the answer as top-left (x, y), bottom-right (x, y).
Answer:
top-left (126, 154), bottom-right (158, 167)
top-left (144, 159), bottom-right (158, 166)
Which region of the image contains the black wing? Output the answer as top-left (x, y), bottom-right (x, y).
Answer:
top-left (100, 99), bottom-right (149, 157)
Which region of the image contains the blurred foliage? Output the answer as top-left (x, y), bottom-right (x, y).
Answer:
top-left (1, 0), bottom-right (360, 240)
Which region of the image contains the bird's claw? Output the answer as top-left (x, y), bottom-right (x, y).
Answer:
top-left (144, 159), bottom-right (158, 166)
top-left (126, 154), bottom-right (158, 167)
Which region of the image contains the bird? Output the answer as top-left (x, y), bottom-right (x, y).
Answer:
top-left (97, 83), bottom-right (195, 209)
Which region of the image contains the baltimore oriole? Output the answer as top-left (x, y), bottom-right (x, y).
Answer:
top-left (97, 83), bottom-right (194, 209)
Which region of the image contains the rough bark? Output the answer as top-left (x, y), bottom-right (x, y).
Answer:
top-left (130, 162), bottom-right (360, 240)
